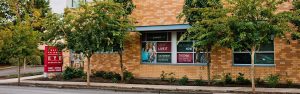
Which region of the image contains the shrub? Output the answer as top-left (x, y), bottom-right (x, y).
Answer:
top-left (112, 77), bottom-right (119, 83)
top-left (123, 70), bottom-right (134, 81)
top-left (222, 73), bottom-right (234, 84)
top-left (62, 67), bottom-right (85, 80)
top-left (167, 72), bottom-right (176, 83)
top-left (74, 68), bottom-right (85, 78)
top-left (178, 75), bottom-right (189, 85)
top-left (93, 71), bottom-right (106, 78)
top-left (103, 72), bottom-right (114, 79)
top-left (286, 79), bottom-right (293, 87)
top-left (236, 73), bottom-right (251, 85)
top-left (265, 74), bottom-right (280, 88)
top-left (160, 71), bottom-right (176, 83)
top-left (112, 72), bottom-right (121, 81)
top-left (255, 78), bottom-right (265, 85)
top-left (160, 71), bottom-right (167, 81)
top-left (195, 79), bottom-right (204, 86)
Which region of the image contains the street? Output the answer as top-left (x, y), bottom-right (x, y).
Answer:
top-left (0, 85), bottom-right (169, 94)
top-left (0, 66), bottom-right (43, 77)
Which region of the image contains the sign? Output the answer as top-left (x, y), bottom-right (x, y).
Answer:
top-left (177, 42), bottom-right (193, 52)
top-left (157, 53), bottom-right (171, 63)
top-left (177, 53), bottom-right (193, 63)
top-left (44, 46), bottom-right (63, 72)
top-left (157, 42), bottom-right (171, 52)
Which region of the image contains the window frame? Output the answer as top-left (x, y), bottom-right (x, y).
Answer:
top-left (232, 42), bottom-right (275, 66)
top-left (140, 31), bottom-right (208, 65)
top-left (141, 32), bottom-right (172, 64)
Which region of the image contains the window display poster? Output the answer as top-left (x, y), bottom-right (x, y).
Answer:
top-left (141, 42), bottom-right (157, 63)
top-left (157, 53), bottom-right (171, 63)
top-left (195, 53), bottom-right (208, 63)
top-left (156, 42), bottom-right (171, 52)
top-left (177, 42), bottom-right (193, 52)
top-left (177, 53), bottom-right (193, 63)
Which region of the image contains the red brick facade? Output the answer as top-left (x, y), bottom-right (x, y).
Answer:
top-left (62, 0), bottom-right (300, 83)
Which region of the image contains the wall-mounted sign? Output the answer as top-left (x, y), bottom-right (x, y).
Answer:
top-left (157, 53), bottom-right (171, 63)
top-left (157, 42), bottom-right (171, 52)
top-left (177, 42), bottom-right (193, 52)
top-left (44, 46), bottom-right (63, 72)
top-left (177, 53), bottom-right (193, 63)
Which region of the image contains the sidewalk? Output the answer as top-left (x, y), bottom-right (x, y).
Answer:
top-left (1, 75), bottom-right (300, 93)
top-left (0, 75), bottom-right (43, 84)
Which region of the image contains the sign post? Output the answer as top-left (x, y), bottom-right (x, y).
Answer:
top-left (44, 46), bottom-right (63, 77)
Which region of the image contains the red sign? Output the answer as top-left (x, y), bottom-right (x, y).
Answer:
top-left (44, 46), bottom-right (63, 72)
top-left (157, 42), bottom-right (171, 52)
top-left (177, 53), bottom-right (193, 63)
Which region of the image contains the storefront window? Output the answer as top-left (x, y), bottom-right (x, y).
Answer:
top-left (141, 32), bottom-right (208, 64)
top-left (233, 42), bottom-right (274, 65)
top-left (141, 32), bottom-right (171, 63)
top-left (177, 32), bottom-right (207, 64)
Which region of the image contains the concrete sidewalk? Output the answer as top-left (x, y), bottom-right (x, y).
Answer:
top-left (20, 80), bottom-right (300, 93)
top-left (0, 75), bottom-right (43, 84)
top-left (1, 75), bottom-right (300, 93)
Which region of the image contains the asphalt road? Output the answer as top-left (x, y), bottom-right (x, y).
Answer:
top-left (0, 85), bottom-right (168, 94)
top-left (0, 66), bottom-right (43, 77)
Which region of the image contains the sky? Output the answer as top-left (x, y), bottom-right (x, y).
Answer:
top-left (49, 0), bottom-right (67, 14)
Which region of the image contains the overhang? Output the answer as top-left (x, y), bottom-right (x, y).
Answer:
top-left (135, 24), bottom-right (190, 31)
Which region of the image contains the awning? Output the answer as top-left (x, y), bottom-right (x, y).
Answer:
top-left (136, 24), bottom-right (190, 31)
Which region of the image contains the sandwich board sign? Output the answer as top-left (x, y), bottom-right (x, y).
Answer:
top-left (44, 46), bottom-right (63, 73)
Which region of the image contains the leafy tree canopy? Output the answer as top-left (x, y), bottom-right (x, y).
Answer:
top-left (179, 0), bottom-right (231, 51)
top-left (226, 0), bottom-right (290, 51)
top-left (291, 0), bottom-right (300, 39)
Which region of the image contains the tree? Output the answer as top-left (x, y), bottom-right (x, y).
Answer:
top-left (178, 0), bottom-right (231, 85)
top-left (0, 0), bottom-right (50, 66)
top-left (0, 0), bottom-right (41, 85)
top-left (226, 0), bottom-right (290, 93)
top-left (44, 0), bottom-right (134, 86)
top-left (111, 0), bottom-right (135, 81)
top-left (291, 0), bottom-right (300, 39)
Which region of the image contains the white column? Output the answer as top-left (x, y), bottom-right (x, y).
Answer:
top-left (171, 31), bottom-right (177, 64)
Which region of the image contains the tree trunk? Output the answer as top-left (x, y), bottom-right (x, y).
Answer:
top-left (87, 57), bottom-right (91, 86)
top-left (206, 51), bottom-right (211, 85)
top-left (251, 46), bottom-right (256, 93)
top-left (23, 57), bottom-right (26, 70)
top-left (18, 58), bottom-right (21, 86)
top-left (119, 50), bottom-right (124, 82)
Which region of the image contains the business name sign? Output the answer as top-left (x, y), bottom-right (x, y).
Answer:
top-left (44, 46), bottom-right (63, 72)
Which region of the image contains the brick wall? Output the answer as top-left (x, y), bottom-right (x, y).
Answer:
top-left (62, 0), bottom-right (300, 83)
top-left (131, 0), bottom-right (185, 26)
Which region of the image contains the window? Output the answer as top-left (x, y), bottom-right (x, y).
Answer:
top-left (176, 32), bottom-right (208, 64)
top-left (233, 42), bottom-right (274, 65)
top-left (141, 32), bottom-right (172, 63)
top-left (141, 32), bottom-right (207, 64)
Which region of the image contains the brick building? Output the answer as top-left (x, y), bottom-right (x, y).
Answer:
top-left (63, 0), bottom-right (300, 83)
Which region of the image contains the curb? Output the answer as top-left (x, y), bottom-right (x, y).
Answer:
top-left (1, 82), bottom-right (299, 94)
top-left (0, 83), bottom-right (213, 94)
